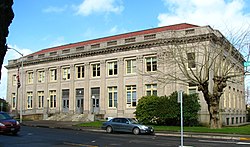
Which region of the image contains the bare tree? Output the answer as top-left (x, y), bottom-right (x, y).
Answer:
top-left (147, 26), bottom-right (249, 129)
top-left (0, 0), bottom-right (14, 80)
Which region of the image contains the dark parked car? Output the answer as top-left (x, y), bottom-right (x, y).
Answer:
top-left (101, 117), bottom-right (154, 135)
top-left (0, 112), bottom-right (20, 135)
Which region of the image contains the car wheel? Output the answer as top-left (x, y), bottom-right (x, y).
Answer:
top-left (133, 127), bottom-right (140, 135)
top-left (106, 126), bottom-right (113, 133)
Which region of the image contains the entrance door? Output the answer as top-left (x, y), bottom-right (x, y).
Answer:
top-left (62, 89), bottom-right (69, 113)
top-left (91, 87), bottom-right (100, 114)
top-left (76, 88), bottom-right (84, 114)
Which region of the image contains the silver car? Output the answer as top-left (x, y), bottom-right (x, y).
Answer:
top-left (101, 117), bottom-right (154, 135)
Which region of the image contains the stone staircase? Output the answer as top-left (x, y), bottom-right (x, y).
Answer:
top-left (45, 113), bottom-right (95, 122)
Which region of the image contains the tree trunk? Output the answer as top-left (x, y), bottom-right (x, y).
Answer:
top-left (0, 0), bottom-right (14, 80)
top-left (209, 98), bottom-right (221, 129)
top-left (198, 77), bottom-right (226, 129)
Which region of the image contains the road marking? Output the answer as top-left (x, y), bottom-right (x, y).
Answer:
top-left (199, 140), bottom-right (250, 145)
top-left (199, 140), bottom-right (235, 144)
top-left (63, 142), bottom-right (98, 147)
top-left (240, 138), bottom-right (250, 141)
top-left (236, 142), bottom-right (250, 145)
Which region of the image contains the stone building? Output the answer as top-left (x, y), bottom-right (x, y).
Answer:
top-left (5, 23), bottom-right (246, 125)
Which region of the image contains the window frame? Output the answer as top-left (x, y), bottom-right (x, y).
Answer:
top-left (145, 56), bottom-right (157, 72)
top-left (37, 70), bottom-right (45, 83)
top-left (107, 61), bottom-right (118, 76)
top-left (108, 86), bottom-right (118, 108)
top-left (91, 63), bottom-right (101, 77)
top-left (27, 91), bottom-right (33, 109)
top-left (125, 59), bottom-right (136, 74)
top-left (146, 84), bottom-right (157, 96)
top-left (126, 85), bottom-right (137, 108)
top-left (49, 68), bottom-right (57, 82)
top-left (49, 90), bottom-right (57, 108)
top-left (62, 66), bottom-right (70, 80)
top-left (187, 52), bottom-right (196, 69)
top-left (75, 64), bottom-right (84, 79)
top-left (37, 91), bottom-right (44, 108)
top-left (27, 71), bottom-right (34, 84)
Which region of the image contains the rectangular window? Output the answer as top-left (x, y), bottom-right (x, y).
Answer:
top-left (38, 91), bottom-right (44, 108)
top-left (50, 68), bottom-right (57, 82)
top-left (62, 67), bottom-right (70, 80)
top-left (38, 70), bottom-right (45, 83)
top-left (126, 59), bottom-right (136, 74)
top-left (146, 57), bottom-right (157, 72)
top-left (125, 37), bottom-right (136, 43)
top-left (144, 34), bottom-right (156, 40)
top-left (49, 90), bottom-right (56, 108)
top-left (13, 75), bottom-right (17, 86)
top-left (108, 61), bottom-right (118, 76)
top-left (107, 40), bottom-right (117, 46)
top-left (76, 65), bottom-right (84, 79)
top-left (92, 63), bottom-right (100, 77)
top-left (126, 85), bottom-right (137, 107)
top-left (27, 71), bottom-right (33, 84)
top-left (27, 92), bottom-right (33, 109)
top-left (108, 86), bottom-right (117, 108)
top-left (146, 84), bottom-right (157, 96)
top-left (62, 89), bottom-right (69, 108)
top-left (187, 52), bottom-right (196, 68)
top-left (12, 93), bottom-right (16, 109)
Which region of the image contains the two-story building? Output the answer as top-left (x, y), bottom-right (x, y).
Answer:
top-left (5, 23), bottom-right (246, 125)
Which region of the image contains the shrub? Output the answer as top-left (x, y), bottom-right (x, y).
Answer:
top-left (134, 92), bottom-right (201, 126)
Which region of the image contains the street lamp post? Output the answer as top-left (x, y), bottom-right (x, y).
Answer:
top-left (7, 47), bottom-right (24, 123)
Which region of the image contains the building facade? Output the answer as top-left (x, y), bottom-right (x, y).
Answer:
top-left (6, 23), bottom-right (246, 125)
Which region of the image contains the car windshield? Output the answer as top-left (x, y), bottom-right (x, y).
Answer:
top-left (128, 118), bottom-right (138, 124)
top-left (0, 113), bottom-right (12, 120)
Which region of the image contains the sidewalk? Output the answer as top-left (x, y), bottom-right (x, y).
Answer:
top-left (22, 120), bottom-right (250, 141)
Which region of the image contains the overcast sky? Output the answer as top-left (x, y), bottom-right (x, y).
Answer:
top-left (1, 0), bottom-right (250, 99)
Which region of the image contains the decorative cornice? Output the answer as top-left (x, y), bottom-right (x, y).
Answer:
top-left (5, 32), bottom-right (234, 69)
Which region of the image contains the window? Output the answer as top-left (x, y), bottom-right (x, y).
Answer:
top-left (188, 83), bottom-right (197, 94)
top-left (126, 85), bottom-right (137, 107)
top-left (91, 43), bottom-right (100, 49)
top-left (187, 52), bottom-right (196, 68)
top-left (62, 49), bottom-right (70, 54)
top-left (27, 71), bottom-right (34, 84)
top-left (144, 34), bottom-right (156, 40)
top-left (62, 67), bottom-right (70, 80)
top-left (38, 91), bottom-right (44, 108)
top-left (38, 70), bottom-right (45, 83)
top-left (12, 75), bottom-right (17, 86)
top-left (50, 68), bottom-right (57, 82)
top-left (62, 89), bottom-right (69, 109)
top-left (49, 90), bottom-right (56, 108)
top-left (125, 37), bottom-right (136, 43)
top-left (146, 84), bottom-right (157, 96)
top-left (12, 93), bottom-right (16, 109)
top-left (76, 65), bottom-right (84, 79)
top-left (92, 63), bottom-right (100, 77)
top-left (108, 86), bottom-right (117, 108)
top-left (27, 92), bottom-right (33, 109)
top-left (108, 61), bottom-right (118, 76)
top-left (146, 57), bottom-right (157, 72)
top-left (107, 40), bottom-right (117, 46)
top-left (126, 59), bottom-right (136, 74)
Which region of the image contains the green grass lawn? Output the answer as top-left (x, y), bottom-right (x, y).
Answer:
top-left (76, 121), bottom-right (250, 135)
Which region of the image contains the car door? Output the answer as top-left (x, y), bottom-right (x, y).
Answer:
top-left (111, 118), bottom-right (122, 132)
top-left (121, 118), bottom-right (132, 132)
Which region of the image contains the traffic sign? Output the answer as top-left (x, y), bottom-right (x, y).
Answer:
top-left (244, 61), bottom-right (250, 67)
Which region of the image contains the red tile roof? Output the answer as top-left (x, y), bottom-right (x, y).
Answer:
top-left (31, 23), bottom-right (199, 56)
